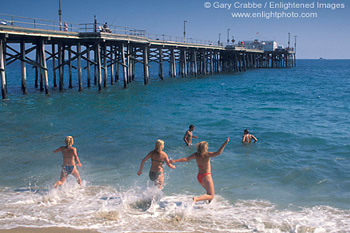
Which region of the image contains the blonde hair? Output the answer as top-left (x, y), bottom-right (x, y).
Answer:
top-left (154, 139), bottom-right (164, 152)
top-left (65, 136), bottom-right (74, 146)
top-left (196, 141), bottom-right (208, 158)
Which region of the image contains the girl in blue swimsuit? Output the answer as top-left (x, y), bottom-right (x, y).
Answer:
top-left (137, 139), bottom-right (175, 189)
top-left (53, 136), bottom-right (82, 188)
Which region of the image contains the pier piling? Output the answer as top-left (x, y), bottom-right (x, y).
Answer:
top-left (20, 40), bottom-right (27, 94)
top-left (77, 42), bottom-right (83, 91)
top-left (0, 39), bottom-right (7, 99)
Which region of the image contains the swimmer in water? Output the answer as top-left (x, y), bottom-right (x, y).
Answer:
top-left (183, 124), bottom-right (198, 146)
top-left (242, 129), bottom-right (258, 144)
top-left (137, 139), bottom-right (175, 189)
top-left (53, 136), bottom-right (82, 188)
top-left (170, 137), bottom-right (230, 203)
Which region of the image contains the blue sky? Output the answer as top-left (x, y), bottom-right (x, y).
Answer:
top-left (1, 0), bottom-right (349, 59)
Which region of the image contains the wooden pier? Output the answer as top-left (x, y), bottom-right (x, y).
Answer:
top-left (0, 22), bottom-right (295, 99)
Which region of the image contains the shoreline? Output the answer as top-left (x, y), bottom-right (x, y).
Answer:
top-left (0, 228), bottom-right (98, 233)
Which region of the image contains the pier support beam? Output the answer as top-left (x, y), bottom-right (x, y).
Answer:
top-left (58, 43), bottom-right (64, 91)
top-left (68, 45), bottom-right (73, 88)
top-left (193, 50), bottom-right (197, 76)
top-left (183, 50), bottom-right (187, 77)
top-left (132, 47), bottom-right (136, 81)
top-left (39, 43), bottom-right (44, 91)
top-left (179, 50), bottom-right (183, 77)
top-left (143, 45), bottom-right (149, 85)
top-left (127, 45), bottom-right (131, 83)
top-left (35, 46), bottom-right (39, 88)
top-left (114, 45), bottom-right (119, 83)
top-left (77, 42), bottom-right (83, 91)
top-left (20, 40), bottom-right (27, 94)
top-left (158, 48), bottom-right (164, 80)
top-left (202, 50), bottom-right (206, 75)
top-left (242, 54), bottom-right (247, 71)
top-left (52, 44), bottom-right (57, 87)
top-left (171, 48), bottom-right (176, 77)
top-left (96, 43), bottom-right (102, 92)
top-left (110, 45), bottom-right (114, 85)
top-left (210, 51), bottom-right (214, 74)
top-left (121, 43), bottom-right (127, 88)
top-left (103, 43), bottom-right (107, 88)
top-left (40, 41), bottom-right (49, 95)
top-left (94, 46), bottom-right (97, 86)
top-left (86, 45), bottom-right (91, 87)
top-left (0, 39), bottom-right (7, 99)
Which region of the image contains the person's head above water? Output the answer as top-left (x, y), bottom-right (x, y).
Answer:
top-left (155, 139), bottom-right (164, 152)
top-left (65, 136), bottom-right (74, 146)
top-left (189, 124), bottom-right (195, 131)
top-left (196, 141), bottom-right (208, 158)
top-left (244, 129), bottom-right (249, 135)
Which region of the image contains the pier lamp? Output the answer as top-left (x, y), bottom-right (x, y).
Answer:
top-left (227, 29), bottom-right (230, 45)
top-left (184, 20), bottom-right (187, 43)
top-left (218, 33), bottom-right (221, 46)
top-left (288, 32), bottom-right (291, 49)
top-left (58, 0), bottom-right (62, 31)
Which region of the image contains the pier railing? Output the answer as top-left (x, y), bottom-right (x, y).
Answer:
top-left (0, 13), bottom-right (216, 46)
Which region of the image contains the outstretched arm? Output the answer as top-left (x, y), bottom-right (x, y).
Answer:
top-left (164, 153), bottom-right (175, 169)
top-left (73, 148), bottom-right (82, 167)
top-left (170, 153), bottom-right (196, 164)
top-left (137, 153), bottom-right (151, 176)
top-left (53, 146), bottom-right (64, 153)
top-left (208, 137), bottom-right (230, 158)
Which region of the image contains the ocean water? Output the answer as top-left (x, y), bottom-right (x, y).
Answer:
top-left (0, 59), bottom-right (349, 232)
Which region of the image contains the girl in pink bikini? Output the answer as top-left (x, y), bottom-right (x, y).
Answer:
top-left (170, 137), bottom-right (229, 203)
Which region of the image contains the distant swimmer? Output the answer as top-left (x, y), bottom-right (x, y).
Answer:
top-left (242, 129), bottom-right (257, 144)
top-left (170, 137), bottom-right (230, 203)
top-left (183, 124), bottom-right (198, 146)
top-left (137, 139), bottom-right (175, 189)
top-left (53, 136), bottom-right (82, 188)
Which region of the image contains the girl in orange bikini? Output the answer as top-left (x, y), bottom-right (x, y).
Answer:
top-left (170, 137), bottom-right (229, 203)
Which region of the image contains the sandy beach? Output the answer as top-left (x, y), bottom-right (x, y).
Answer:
top-left (0, 228), bottom-right (98, 233)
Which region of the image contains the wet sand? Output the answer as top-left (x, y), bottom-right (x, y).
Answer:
top-left (0, 228), bottom-right (98, 233)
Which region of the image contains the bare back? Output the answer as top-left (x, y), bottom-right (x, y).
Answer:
top-left (242, 134), bottom-right (251, 143)
top-left (242, 134), bottom-right (257, 143)
top-left (149, 150), bottom-right (167, 172)
top-left (195, 153), bottom-right (211, 174)
top-left (55, 146), bottom-right (77, 166)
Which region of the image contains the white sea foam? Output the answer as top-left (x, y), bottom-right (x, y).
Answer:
top-left (0, 180), bottom-right (349, 232)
